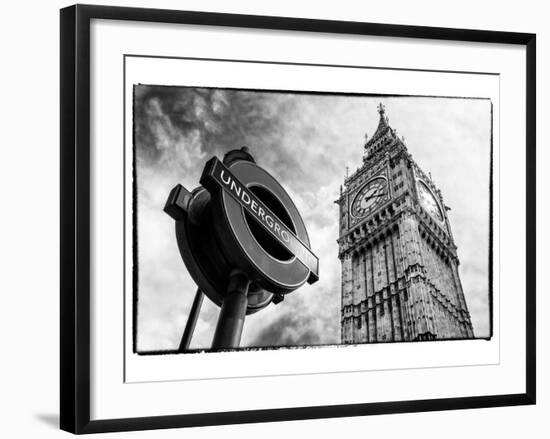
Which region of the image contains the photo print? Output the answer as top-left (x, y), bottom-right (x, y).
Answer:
top-left (133, 86), bottom-right (493, 353)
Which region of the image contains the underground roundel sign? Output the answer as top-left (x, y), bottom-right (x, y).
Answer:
top-left (200, 157), bottom-right (319, 291)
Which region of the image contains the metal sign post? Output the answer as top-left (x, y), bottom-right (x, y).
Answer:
top-left (177, 288), bottom-right (204, 352)
top-left (165, 147), bottom-right (319, 350)
top-left (211, 270), bottom-right (250, 349)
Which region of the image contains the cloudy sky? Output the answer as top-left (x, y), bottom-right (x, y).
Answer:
top-left (133, 85), bottom-right (492, 352)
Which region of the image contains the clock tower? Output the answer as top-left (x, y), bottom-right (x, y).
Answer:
top-left (336, 104), bottom-right (475, 343)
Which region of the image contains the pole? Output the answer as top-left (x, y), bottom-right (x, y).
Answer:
top-left (211, 270), bottom-right (250, 349)
top-left (178, 288), bottom-right (204, 352)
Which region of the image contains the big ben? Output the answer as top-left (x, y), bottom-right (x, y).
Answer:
top-left (336, 103), bottom-right (475, 344)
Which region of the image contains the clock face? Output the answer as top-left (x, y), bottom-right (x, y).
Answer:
top-left (417, 180), bottom-right (444, 222)
top-left (350, 177), bottom-right (388, 219)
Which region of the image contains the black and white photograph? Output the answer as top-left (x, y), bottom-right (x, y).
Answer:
top-left (133, 87), bottom-right (492, 353)
top-left (52, 3), bottom-right (538, 434)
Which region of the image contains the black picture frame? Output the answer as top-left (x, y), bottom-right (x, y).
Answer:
top-left (60, 4), bottom-right (536, 434)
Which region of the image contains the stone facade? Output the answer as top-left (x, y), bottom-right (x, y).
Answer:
top-left (336, 104), bottom-right (474, 344)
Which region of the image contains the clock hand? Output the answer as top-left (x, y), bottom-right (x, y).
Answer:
top-left (359, 193), bottom-right (384, 210)
top-left (363, 192), bottom-right (383, 201)
top-left (362, 188), bottom-right (378, 198)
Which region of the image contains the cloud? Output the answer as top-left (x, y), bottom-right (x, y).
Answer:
top-left (134, 86), bottom-right (492, 351)
top-left (249, 314), bottom-right (323, 347)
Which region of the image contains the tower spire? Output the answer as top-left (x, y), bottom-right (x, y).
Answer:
top-left (375, 102), bottom-right (389, 130)
top-left (364, 102), bottom-right (392, 152)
